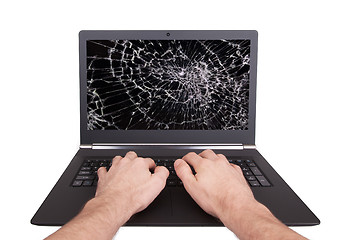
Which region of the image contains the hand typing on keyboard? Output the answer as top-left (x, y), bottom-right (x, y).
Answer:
top-left (46, 150), bottom-right (307, 240)
top-left (95, 151), bottom-right (169, 215)
top-left (174, 150), bottom-right (256, 219)
top-left (174, 150), bottom-right (307, 240)
top-left (46, 151), bottom-right (169, 240)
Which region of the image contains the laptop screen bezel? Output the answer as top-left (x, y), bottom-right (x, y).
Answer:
top-left (79, 30), bottom-right (257, 144)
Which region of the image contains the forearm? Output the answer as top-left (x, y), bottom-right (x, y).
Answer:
top-left (220, 200), bottom-right (308, 240)
top-left (45, 196), bottom-right (130, 240)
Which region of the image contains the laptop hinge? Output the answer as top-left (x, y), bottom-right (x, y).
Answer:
top-left (80, 144), bottom-right (92, 149)
top-left (90, 143), bottom-right (245, 150)
top-left (243, 144), bottom-right (256, 149)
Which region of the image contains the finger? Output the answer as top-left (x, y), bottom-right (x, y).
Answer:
top-left (97, 167), bottom-right (107, 180)
top-left (182, 152), bottom-right (202, 170)
top-left (111, 155), bottom-right (123, 166)
top-left (230, 163), bottom-right (243, 174)
top-left (152, 166), bottom-right (169, 183)
top-left (199, 149), bottom-right (217, 160)
top-left (174, 159), bottom-right (196, 186)
top-left (216, 153), bottom-right (228, 161)
top-left (134, 157), bottom-right (156, 171)
top-left (148, 166), bottom-right (169, 195)
top-left (232, 164), bottom-right (243, 174)
top-left (229, 163), bottom-right (238, 168)
top-left (144, 157), bottom-right (156, 171)
top-left (124, 151), bottom-right (138, 160)
top-left (136, 166), bottom-right (170, 213)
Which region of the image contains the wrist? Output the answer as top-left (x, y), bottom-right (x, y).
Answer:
top-left (218, 198), bottom-right (271, 229)
top-left (219, 199), bottom-right (301, 240)
top-left (83, 195), bottom-right (133, 227)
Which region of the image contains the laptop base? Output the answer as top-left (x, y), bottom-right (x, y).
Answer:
top-left (31, 148), bottom-right (319, 226)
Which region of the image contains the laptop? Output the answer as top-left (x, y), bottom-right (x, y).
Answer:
top-left (31, 30), bottom-right (320, 226)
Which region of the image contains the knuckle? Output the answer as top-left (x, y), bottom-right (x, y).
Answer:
top-left (126, 151), bottom-right (137, 157)
top-left (234, 165), bottom-right (242, 171)
top-left (186, 152), bottom-right (197, 157)
top-left (203, 149), bottom-right (213, 154)
top-left (112, 155), bottom-right (122, 161)
top-left (146, 157), bottom-right (155, 163)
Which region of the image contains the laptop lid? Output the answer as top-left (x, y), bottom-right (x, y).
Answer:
top-left (79, 30), bottom-right (257, 145)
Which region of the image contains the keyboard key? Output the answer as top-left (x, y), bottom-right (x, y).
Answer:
top-left (250, 167), bottom-right (262, 176)
top-left (245, 176), bottom-right (256, 181)
top-left (99, 162), bottom-right (108, 167)
top-left (72, 180), bottom-right (83, 187)
top-left (256, 176), bottom-right (271, 187)
top-left (247, 163), bottom-right (256, 167)
top-left (90, 162), bottom-right (99, 167)
top-left (79, 171), bottom-right (92, 175)
top-left (168, 174), bottom-right (178, 179)
top-left (167, 180), bottom-right (177, 186)
top-left (76, 175), bottom-right (95, 180)
top-left (83, 180), bottom-right (93, 186)
top-left (243, 171), bottom-right (253, 176)
top-left (249, 181), bottom-right (260, 187)
top-left (81, 167), bottom-right (91, 171)
top-left (242, 167), bottom-right (249, 171)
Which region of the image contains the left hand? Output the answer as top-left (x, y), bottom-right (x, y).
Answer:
top-left (95, 151), bottom-right (169, 221)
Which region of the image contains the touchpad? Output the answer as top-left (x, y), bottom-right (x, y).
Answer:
top-left (170, 188), bottom-right (219, 224)
top-left (126, 188), bottom-right (172, 224)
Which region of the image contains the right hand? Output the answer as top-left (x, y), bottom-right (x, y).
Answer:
top-left (174, 149), bottom-right (256, 220)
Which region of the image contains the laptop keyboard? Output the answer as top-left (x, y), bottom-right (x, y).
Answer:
top-left (71, 158), bottom-right (271, 187)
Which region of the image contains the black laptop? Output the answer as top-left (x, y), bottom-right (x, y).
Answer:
top-left (31, 30), bottom-right (320, 226)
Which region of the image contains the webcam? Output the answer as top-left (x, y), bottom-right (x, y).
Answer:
top-left (166, 32), bottom-right (170, 36)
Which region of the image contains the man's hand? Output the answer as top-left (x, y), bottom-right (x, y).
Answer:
top-left (174, 149), bottom-right (255, 220)
top-left (95, 151), bottom-right (169, 220)
top-left (174, 149), bottom-right (308, 240)
top-left (45, 151), bottom-right (169, 240)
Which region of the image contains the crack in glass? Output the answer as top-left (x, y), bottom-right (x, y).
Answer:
top-left (86, 40), bottom-right (250, 130)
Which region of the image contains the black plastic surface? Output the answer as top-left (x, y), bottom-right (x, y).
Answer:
top-left (31, 148), bottom-right (320, 226)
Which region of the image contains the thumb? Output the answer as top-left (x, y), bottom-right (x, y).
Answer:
top-left (174, 159), bottom-right (196, 187)
top-left (141, 166), bottom-right (169, 208)
top-left (151, 166), bottom-right (169, 187)
top-left (97, 167), bottom-right (107, 181)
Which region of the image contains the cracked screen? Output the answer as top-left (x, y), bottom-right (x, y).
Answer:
top-left (87, 40), bottom-right (250, 130)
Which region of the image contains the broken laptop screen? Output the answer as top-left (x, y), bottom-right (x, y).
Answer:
top-left (86, 40), bottom-right (250, 130)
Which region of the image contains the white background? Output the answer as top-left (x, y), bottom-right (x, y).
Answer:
top-left (0, 0), bottom-right (342, 239)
